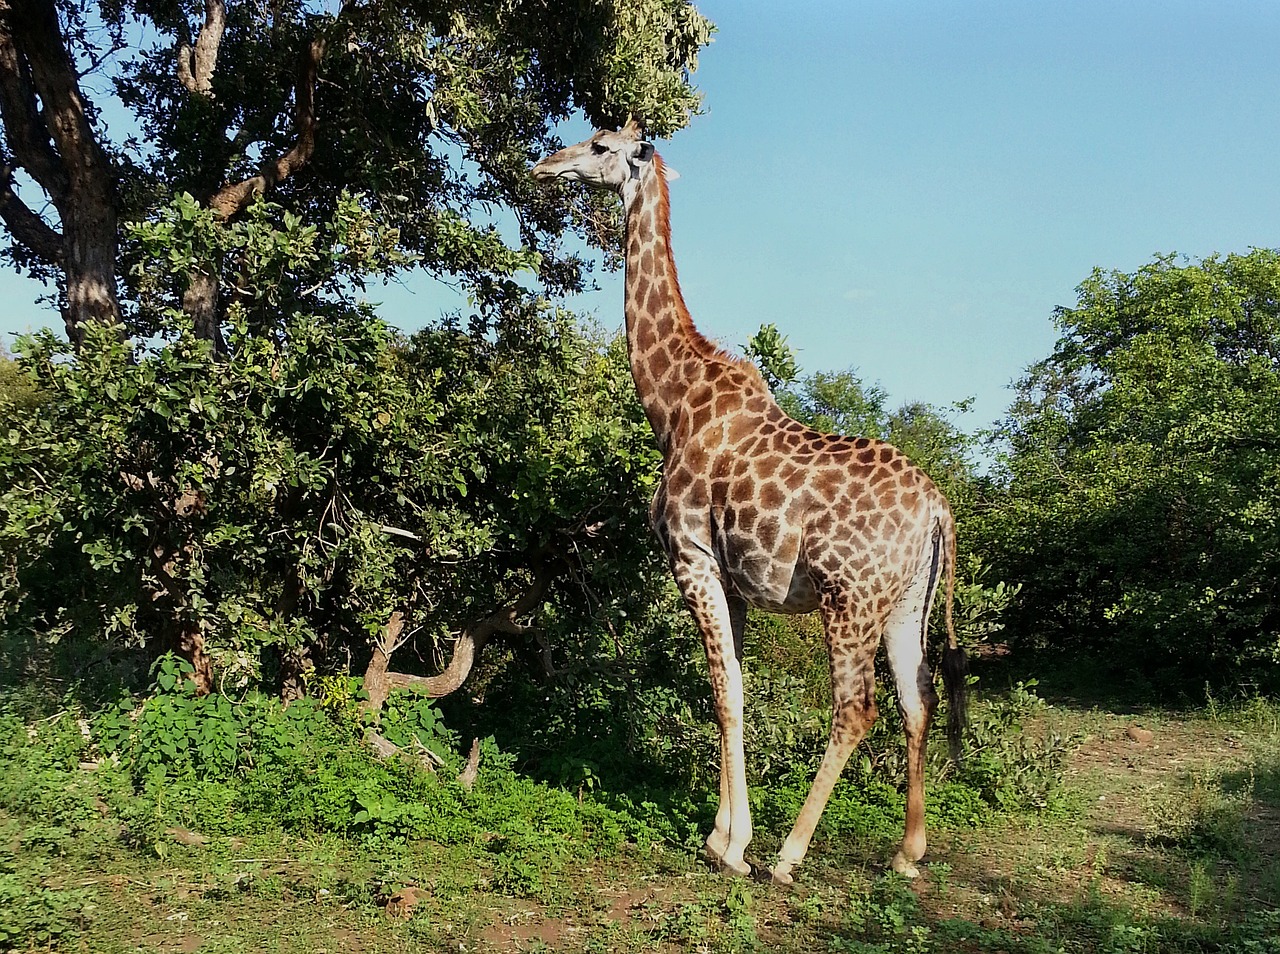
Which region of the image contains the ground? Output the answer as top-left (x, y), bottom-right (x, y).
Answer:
top-left (5, 697), bottom-right (1279, 953)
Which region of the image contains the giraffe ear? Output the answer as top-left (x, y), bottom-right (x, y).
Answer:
top-left (635, 141), bottom-right (655, 162)
top-left (662, 164), bottom-right (681, 182)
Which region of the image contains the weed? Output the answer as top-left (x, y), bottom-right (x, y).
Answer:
top-left (929, 861), bottom-right (953, 897)
top-left (838, 874), bottom-right (933, 953)
top-left (723, 880), bottom-right (760, 948)
top-left (954, 680), bottom-right (1073, 813)
top-left (1144, 771), bottom-right (1251, 862)
top-left (0, 851), bottom-right (91, 951)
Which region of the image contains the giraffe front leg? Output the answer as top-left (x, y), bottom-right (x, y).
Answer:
top-left (703, 734), bottom-right (738, 869)
top-left (704, 595), bottom-right (749, 867)
top-left (675, 565), bottom-right (752, 877)
top-left (708, 665), bottom-right (752, 878)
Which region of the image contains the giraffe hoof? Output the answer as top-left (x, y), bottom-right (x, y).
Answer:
top-left (714, 856), bottom-right (752, 878)
top-left (767, 863), bottom-right (795, 887)
top-left (890, 851), bottom-right (921, 880)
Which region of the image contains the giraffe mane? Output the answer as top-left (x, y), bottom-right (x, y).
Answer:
top-left (650, 154), bottom-right (771, 392)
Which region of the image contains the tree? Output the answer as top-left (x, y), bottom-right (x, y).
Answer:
top-left (1, 302), bottom-right (664, 697)
top-left (985, 250), bottom-right (1280, 687)
top-left (0, 0), bottom-right (714, 692)
top-left (0, 0), bottom-right (713, 347)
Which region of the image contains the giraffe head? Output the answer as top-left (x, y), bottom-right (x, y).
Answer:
top-left (533, 119), bottom-right (673, 206)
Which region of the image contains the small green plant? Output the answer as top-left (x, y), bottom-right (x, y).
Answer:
top-left (1188, 860), bottom-right (1213, 919)
top-left (840, 875), bottom-right (932, 953)
top-left (377, 688), bottom-right (458, 764)
top-left (723, 880), bottom-right (759, 949)
top-left (95, 655), bottom-right (245, 781)
top-left (1144, 770), bottom-right (1250, 862)
top-left (0, 853), bottom-right (90, 951)
top-left (954, 680), bottom-right (1071, 813)
top-left (950, 553), bottom-right (1022, 648)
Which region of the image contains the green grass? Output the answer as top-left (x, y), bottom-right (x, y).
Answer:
top-left (3, 688), bottom-right (1280, 952)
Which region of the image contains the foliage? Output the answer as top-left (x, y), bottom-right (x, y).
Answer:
top-left (78, 668), bottom-right (654, 868)
top-left (0, 292), bottom-right (661, 695)
top-left (1143, 768), bottom-right (1253, 863)
top-left (954, 680), bottom-right (1071, 813)
top-left (0, 0), bottom-right (715, 342)
top-left (0, 853), bottom-right (89, 953)
top-left (0, 346), bottom-right (41, 413)
top-left (744, 323), bottom-right (801, 392)
top-left (985, 250), bottom-right (1280, 687)
top-left (5, 684), bottom-right (1279, 954)
top-left (0, 0), bottom-right (714, 717)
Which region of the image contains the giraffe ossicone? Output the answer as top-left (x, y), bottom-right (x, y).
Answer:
top-left (533, 122), bottom-right (969, 884)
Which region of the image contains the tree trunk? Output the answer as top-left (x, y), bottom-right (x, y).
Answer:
top-left (361, 610), bottom-right (404, 717)
top-left (0, 0), bottom-right (121, 347)
top-left (176, 624), bottom-right (213, 695)
top-left (279, 643), bottom-right (312, 704)
top-left (63, 208), bottom-right (121, 344)
top-left (275, 568), bottom-right (309, 701)
top-left (183, 268), bottom-right (226, 353)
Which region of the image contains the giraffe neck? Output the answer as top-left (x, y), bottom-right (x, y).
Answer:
top-left (622, 155), bottom-right (721, 450)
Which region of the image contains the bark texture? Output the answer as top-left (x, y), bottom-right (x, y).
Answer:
top-left (177, 0), bottom-right (226, 97)
top-left (0, 0), bottom-right (120, 346)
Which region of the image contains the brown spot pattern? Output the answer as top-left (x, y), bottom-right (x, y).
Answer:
top-left (612, 142), bottom-right (954, 879)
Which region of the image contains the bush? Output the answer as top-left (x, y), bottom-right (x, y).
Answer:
top-left (80, 658), bottom-right (660, 873)
top-left (986, 251), bottom-right (1280, 689)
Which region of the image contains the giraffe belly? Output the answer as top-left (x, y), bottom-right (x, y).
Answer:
top-left (715, 524), bottom-right (820, 615)
top-left (738, 569), bottom-right (820, 615)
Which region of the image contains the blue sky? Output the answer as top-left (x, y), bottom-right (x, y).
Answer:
top-left (561, 0), bottom-right (1280, 430)
top-left (4, 1), bottom-right (1279, 432)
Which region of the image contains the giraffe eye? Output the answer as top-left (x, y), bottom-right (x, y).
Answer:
top-left (590, 142), bottom-right (609, 155)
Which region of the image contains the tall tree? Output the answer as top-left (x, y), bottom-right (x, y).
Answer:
top-left (0, 0), bottom-right (713, 346)
top-left (986, 250), bottom-right (1280, 686)
top-left (0, 0), bottom-right (712, 692)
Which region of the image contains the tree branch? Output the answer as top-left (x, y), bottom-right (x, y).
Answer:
top-left (208, 31), bottom-right (326, 219)
top-left (361, 558), bottom-right (560, 711)
top-left (3, 0), bottom-right (113, 206)
top-left (0, 10), bottom-right (68, 203)
top-left (0, 0), bottom-right (121, 339)
top-left (0, 162), bottom-right (61, 264)
top-left (177, 0), bottom-right (226, 97)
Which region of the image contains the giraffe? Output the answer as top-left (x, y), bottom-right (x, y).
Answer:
top-left (532, 121), bottom-right (968, 885)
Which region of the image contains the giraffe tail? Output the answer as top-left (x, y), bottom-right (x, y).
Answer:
top-left (937, 510), bottom-right (969, 765)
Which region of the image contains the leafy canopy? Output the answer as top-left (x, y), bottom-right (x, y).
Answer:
top-left (987, 250), bottom-right (1280, 686)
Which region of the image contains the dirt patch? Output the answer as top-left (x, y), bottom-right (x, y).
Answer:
top-left (138, 934), bottom-right (203, 953)
top-left (907, 710), bottom-right (1272, 929)
top-left (476, 903), bottom-right (574, 951)
top-left (1068, 716), bottom-right (1254, 834)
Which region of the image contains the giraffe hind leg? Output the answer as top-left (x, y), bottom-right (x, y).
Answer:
top-left (882, 553), bottom-right (943, 878)
top-left (769, 592), bottom-right (883, 886)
